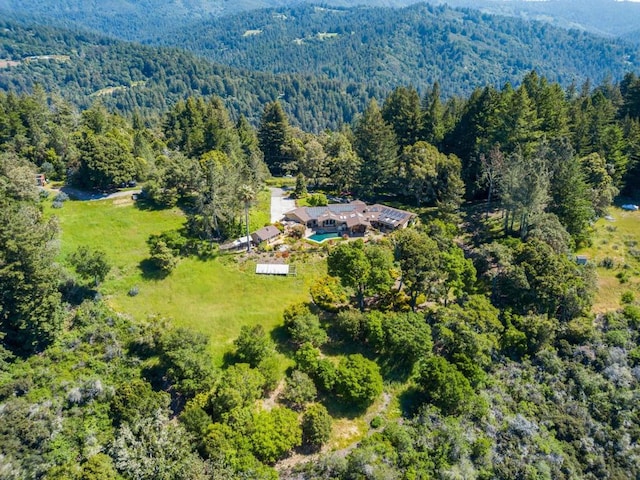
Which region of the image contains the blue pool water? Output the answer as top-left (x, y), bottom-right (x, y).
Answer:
top-left (308, 232), bottom-right (341, 243)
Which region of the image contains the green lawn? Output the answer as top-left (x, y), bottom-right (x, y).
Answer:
top-left (577, 206), bottom-right (640, 312)
top-left (49, 192), bottom-right (325, 363)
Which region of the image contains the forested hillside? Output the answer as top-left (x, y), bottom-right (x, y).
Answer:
top-left (0, 0), bottom-right (417, 41)
top-left (441, 0), bottom-right (640, 38)
top-left (151, 3), bottom-right (640, 96)
top-left (2, 0), bottom-right (639, 42)
top-left (0, 21), bottom-right (382, 131)
top-left (2, 5), bottom-right (639, 129)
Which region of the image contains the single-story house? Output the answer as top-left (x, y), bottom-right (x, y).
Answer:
top-left (251, 225), bottom-right (281, 245)
top-left (284, 201), bottom-right (416, 235)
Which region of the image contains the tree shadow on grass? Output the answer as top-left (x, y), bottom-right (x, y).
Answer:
top-left (133, 198), bottom-right (167, 211)
top-left (270, 325), bottom-right (299, 358)
top-left (320, 394), bottom-right (369, 420)
top-left (221, 350), bottom-right (237, 368)
top-left (378, 358), bottom-right (415, 384)
top-left (398, 385), bottom-right (424, 418)
top-left (60, 280), bottom-right (97, 306)
top-left (320, 339), bottom-right (370, 358)
top-left (139, 258), bottom-right (170, 280)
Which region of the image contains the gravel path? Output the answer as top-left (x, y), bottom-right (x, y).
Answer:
top-left (270, 187), bottom-right (296, 223)
top-left (57, 186), bottom-right (141, 201)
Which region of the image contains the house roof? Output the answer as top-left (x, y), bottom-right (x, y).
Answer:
top-left (286, 208), bottom-right (311, 223)
top-left (285, 201), bottom-right (415, 229)
top-left (367, 205), bottom-right (415, 228)
top-left (251, 225), bottom-right (281, 243)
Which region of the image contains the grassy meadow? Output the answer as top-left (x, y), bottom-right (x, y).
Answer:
top-left (577, 206), bottom-right (640, 312)
top-left (49, 190), bottom-right (325, 363)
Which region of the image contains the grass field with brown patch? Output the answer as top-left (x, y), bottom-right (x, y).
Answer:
top-left (578, 207), bottom-right (640, 312)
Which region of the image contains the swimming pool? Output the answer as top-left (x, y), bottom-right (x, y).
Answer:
top-left (308, 232), bottom-right (341, 243)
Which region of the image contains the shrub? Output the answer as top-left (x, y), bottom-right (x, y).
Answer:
top-left (605, 329), bottom-right (629, 347)
top-left (333, 354), bottom-right (383, 407)
top-left (307, 193), bottom-right (328, 206)
top-left (281, 370), bottom-right (317, 410)
top-left (54, 191), bottom-right (69, 203)
top-left (623, 305), bottom-right (640, 328)
top-left (310, 276), bottom-right (348, 312)
top-left (250, 407), bottom-right (302, 464)
top-left (599, 257), bottom-right (615, 269)
top-left (257, 356), bottom-right (281, 393)
top-left (288, 224), bottom-right (307, 239)
top-left (616, 271), bottom-right (630, 283)
top-left (628, 346), bottom-right (640, 367)
top-left (563, 316), bottom-right (597, 344)
top-left (128, 286), bottom-right (139, 297)
top-left (370, 416), bottom-right (383, 429)
top-left (621, 291), bottom-right (635, 304)
top-left (302, 404), bottom-right (332, 451)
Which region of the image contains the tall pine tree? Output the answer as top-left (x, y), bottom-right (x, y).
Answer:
top-left (258, 101), bottom-right (290, 176)
top-left (353, 100), bottom-right (398, 199)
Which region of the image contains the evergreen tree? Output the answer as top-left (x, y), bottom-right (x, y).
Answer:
top-left (236, 115), bottom-right (268, 190)
top-left (0, 154), bottom-right (63, 353)
top-left (544, 139), bottom-right (595, 246)
top-left (381, 86), bottom-right (422, 150)
top-left (353, 100), bottom-right (398, 198)
top-left (324, 131), bottom-right (361, 194)
top-left (421, 81), bottom-right (446, 147)
top-left (258, 101), bottom-right (290, 176)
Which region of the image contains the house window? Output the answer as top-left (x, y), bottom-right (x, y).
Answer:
top-left (323, 219), bottom-right (335, 227)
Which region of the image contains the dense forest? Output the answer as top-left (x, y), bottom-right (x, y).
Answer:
top-left (2, 59), bottom-right (640, 477)
top-left (0, 20), bottom-right (382, 131)
top-left (440, 0), bottom-right (640, 38)
top-left (2, 3), bottom-right (640, 132)
top-left (151, 3), bottom-right (640, 96)
top-left (2, 0), bottom-right (640, 42)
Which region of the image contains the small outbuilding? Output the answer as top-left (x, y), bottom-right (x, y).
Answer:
top-left (35, 173), bottom-right (46, 186)
top-left (256, 264), bottom-right (291, 276)
top-left (251, 225), bottom-right (281, 245)
top-left (576, 255), bottom-right (588, 265)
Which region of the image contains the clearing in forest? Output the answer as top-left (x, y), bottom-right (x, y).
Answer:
top-left (578, 205), bottom-right (640, 312)
top-left (50, 192), bottom-right (324, 363)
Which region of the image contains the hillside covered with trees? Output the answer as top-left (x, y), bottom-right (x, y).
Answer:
top-left (2, 59), bottom-right (640, 478)
top-left (152, 3), bottom-right (640, 96)
top-left (0, 20), bottom-right (381, 131)
top-left (2, 0), bottom-right (640, 42)
top-left (2, 2), bottom-right (640, 132)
